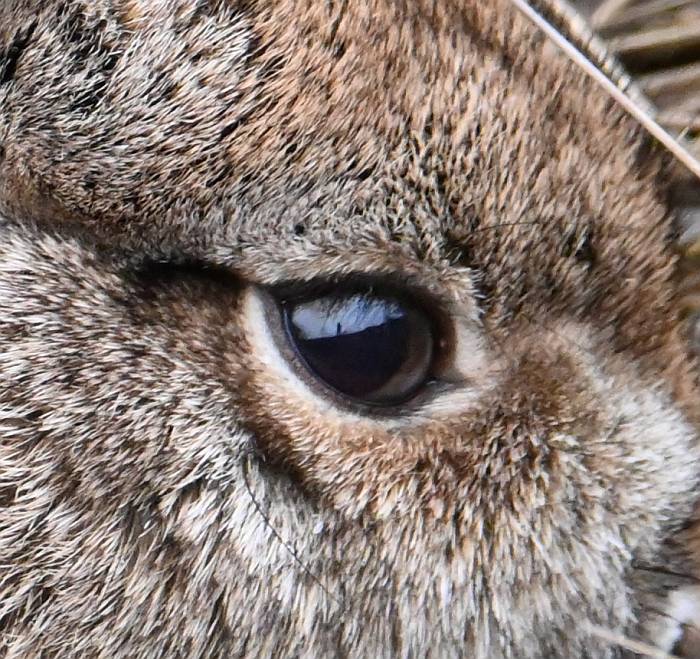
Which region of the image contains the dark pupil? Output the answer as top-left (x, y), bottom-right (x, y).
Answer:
top-left (283, 292), bottom-right (433, 405)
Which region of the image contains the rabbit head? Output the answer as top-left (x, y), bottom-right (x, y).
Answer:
top-left (0, 0), bottom-right (698, 656)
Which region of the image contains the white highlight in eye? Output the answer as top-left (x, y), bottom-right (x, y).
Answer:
top-left (291, 295), bottom-right (403, 340)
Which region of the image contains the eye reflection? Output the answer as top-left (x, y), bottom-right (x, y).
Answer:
top-left (282, 290), bottom-right (434, 406)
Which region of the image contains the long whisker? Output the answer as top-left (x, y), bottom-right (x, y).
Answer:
top-left (507, 0), bottom-right (700, 181)
top-left (240, 452), bottom-right (343, 607)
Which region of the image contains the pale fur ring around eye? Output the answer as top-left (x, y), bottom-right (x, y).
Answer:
top-left (276, 286), bottom-right (437, 407)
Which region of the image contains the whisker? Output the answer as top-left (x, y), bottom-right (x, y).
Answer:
top-left (240, 451), bottom-right (343, 607)
top-left (457, 217), bottom-right (671, 242)
top-left (468, 220), bottom-right (546, 235)
top-left (515, 306), bottom-right (593, 354)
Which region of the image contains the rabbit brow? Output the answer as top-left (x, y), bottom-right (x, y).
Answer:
top-left (507, 0), bottom-right (700, 182)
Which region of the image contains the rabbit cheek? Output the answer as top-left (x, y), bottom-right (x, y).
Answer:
top-left (237, 292), bottom-right (699, 650)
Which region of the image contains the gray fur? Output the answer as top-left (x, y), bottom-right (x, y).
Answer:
top-left (0, 0), bottom-right (698, 657)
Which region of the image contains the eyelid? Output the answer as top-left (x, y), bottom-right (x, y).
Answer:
top-left (270, 272), bottom-right (439, 304)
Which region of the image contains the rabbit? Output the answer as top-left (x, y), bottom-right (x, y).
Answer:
top-left (0, 0), bottom-right (699, 656)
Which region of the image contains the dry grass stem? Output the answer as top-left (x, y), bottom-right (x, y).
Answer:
top-left (580, 0), bottom-right (700, 325)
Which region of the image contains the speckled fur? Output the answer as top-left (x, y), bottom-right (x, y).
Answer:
top-left (0, 0), bottom-right (698, 657)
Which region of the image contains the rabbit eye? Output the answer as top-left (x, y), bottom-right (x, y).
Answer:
top-left (281, 290), bottom-right (435, 406)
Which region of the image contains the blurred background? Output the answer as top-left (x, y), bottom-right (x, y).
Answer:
top-left (574, 0), bottom-right (700, 345)
top-left (579, 0), bottom-right (699, 156)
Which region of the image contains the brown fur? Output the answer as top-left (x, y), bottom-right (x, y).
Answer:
top-left (0, 0), bottom-right (698, 656)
